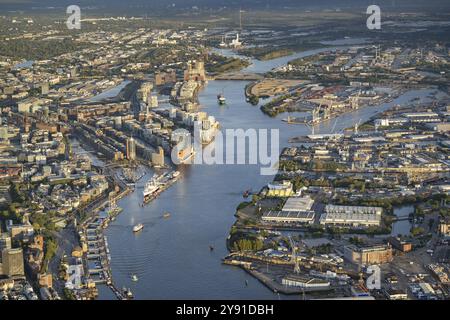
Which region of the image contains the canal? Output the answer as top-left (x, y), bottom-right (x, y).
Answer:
top-left (391, 205), bottom-right (415, 237)
top-left (98, 47), bottom-right (444, 299)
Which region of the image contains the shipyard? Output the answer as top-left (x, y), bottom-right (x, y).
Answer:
top-left (226, 96), bottom-right (450, 299)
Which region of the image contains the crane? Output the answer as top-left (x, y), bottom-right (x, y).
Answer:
top-left (288, 235), bottom-right (300, 274)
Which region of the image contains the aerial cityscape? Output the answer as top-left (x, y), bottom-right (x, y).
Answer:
top-left (0, 0), bottom-right (450, 304)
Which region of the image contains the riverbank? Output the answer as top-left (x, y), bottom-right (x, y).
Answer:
top-left (98, 45), bottom-right (445, 299)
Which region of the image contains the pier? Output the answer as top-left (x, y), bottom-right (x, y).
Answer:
top-left (74, 164), bottom-right (137, 300)
top-left (82, 212), bottom-right (130, 300)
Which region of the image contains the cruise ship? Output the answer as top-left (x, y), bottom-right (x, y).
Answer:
top-left (142, 171), bottom-right (180, 204)
top-left (142, 174), bottom-right (163, 203)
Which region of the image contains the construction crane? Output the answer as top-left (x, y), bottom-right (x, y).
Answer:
top-left (304, 122), bottom-right (316, 136)
top-left (312, 103), bottom-right (321, 123)
top-left (329, 118), bottom-right (338, 134)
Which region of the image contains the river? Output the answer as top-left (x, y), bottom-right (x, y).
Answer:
top-left (97, 48), bottom-right (444, 299)
top-left (391, 206), bottom-right (414, 237)
top-left (88, 80), bottom-right (132, 103)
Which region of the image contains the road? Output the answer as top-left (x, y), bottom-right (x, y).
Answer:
top-left (47, 224), bottom-right (79, 297)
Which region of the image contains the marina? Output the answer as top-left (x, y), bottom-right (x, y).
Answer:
top-left (81, 207), bottom-right (133, 300)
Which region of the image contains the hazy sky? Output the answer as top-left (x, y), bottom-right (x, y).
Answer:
top-left (1, 0), bottom-right (449, 12)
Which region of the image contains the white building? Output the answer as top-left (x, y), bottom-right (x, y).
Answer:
top-left (282, 196), bottom-right (314, 212)
top-left (319, 205), bottom-right (382, 227)
top-left (282, 275), bottom-right (330, 289)
top-left (262, 210), bottom-right (315, 224)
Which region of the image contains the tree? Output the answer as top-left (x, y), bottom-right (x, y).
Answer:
top-left (410, 227), bottom-right (425, 237)
top-left (428, 218), bottom-right (434, 231)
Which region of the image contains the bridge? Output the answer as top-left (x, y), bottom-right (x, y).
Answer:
top-left (392, 216), bottom-right (411, 222)
top-left (212, 72), bottom-right (264, 81)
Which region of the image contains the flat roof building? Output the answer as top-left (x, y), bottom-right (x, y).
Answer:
top-left (282, 196), bottom-right (314, 212)
top-left (344, 245), bottom-right (393, 265)
top-left (282, 275), bottom-right (330, 289)
top-left (1, 248), bottom-right (25, 278)
top-left (262, 210), bottom-right (315, 224)
top-left (384, 288), bottom-right (408, 300)
top-left (320, 205), bottom-right (382, 227)
top-left (388, 237), bottom-right (413, 252)
top-left (266, 180), bottom-right (294, 197)
top-left (0, 234), bottom-right (12, 251)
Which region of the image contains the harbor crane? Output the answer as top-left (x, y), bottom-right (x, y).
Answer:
top-left (288, 235), bottom-right (300, 274)
top-left (354, 118), bottom-right (362, 134)
top-left (304, 102), bottom-right (322, 135)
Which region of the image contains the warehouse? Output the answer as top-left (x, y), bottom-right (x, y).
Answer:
top-left (282, 196), bottom-right (315, 212)
top-left (262, 210), bottom-right (315, 224)
top-left (319, 205), bottom-right (382, 227)
top-left (282, 275), bottom-right (330, 289)
top-left (401, 112), bottom-right (441, 123)
top-left (344, 245), bottom-right (393, 265)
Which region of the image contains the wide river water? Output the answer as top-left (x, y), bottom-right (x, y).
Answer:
top-left (97, 47), bottom-right (443, 299)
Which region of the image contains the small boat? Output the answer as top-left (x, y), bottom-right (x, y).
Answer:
top-left (163, 212), bottom-right (171, 219)
top-left (172, 171), bottom-right (180, 178)
top-left (133, 223), bottom-right (144, 233)
top-left (245, 280), bottom-right (249, 286)
top-left (131, 274), bottom-right (138, 282)
top-left (209, 245), bottom-right (214, 251)
top-left (243, 190), bottom-right (251, 198)
top-left (122, 287), bottom-right (134, 299)
top-left (217, 93), bottom-right (226, 105)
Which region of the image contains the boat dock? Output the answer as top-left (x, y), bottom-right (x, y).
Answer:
top-left (82, 213), bottom-right (130, 300)
top-left (76, 171), bottom-right (135, 300)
